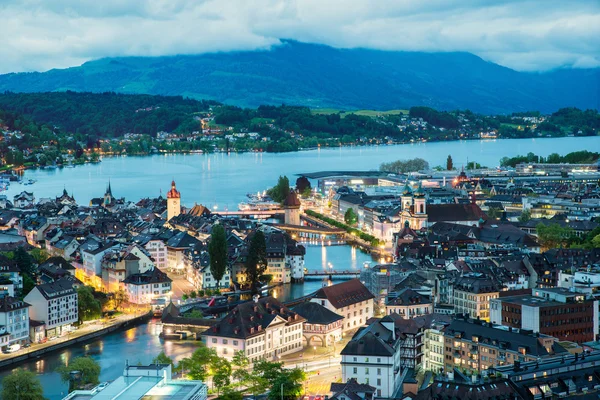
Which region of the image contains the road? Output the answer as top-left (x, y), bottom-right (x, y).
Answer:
top-left (0, 311), bottom-right (146, 362)
top-left (167, 272), bottom-right (195, 299)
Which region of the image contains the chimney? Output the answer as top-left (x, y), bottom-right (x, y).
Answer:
top-left (513, 360), bottom-right (520, 372)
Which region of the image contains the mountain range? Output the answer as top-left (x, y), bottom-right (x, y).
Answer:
top-left (0, 41), bottom-right (598, 114)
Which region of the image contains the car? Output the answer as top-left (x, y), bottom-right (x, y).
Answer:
top-left (23, 343), bottom-right (31, 348)
top-left (97, 382), bottom-right (109, 391)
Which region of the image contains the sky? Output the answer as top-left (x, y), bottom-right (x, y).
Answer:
top-left (1, 0), bottom-right (599, 74)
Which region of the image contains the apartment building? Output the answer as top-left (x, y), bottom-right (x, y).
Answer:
top-left (202, 296), bottom-right (305, 363)
top-left (24, 278), bottom-right (78, 338)
top-left (123, 268), bottom-right (172, 304)
top-left (452, 273), bottom-right (501, 321)
top-left (0, 296), bottom-right (30, 349)
top-left (311, 279), bottom-right (375, 333)
top-left (443, 317), bottom-right (567, 374)
top-left (490, 287), bottom-right (599, 343)
top-left (385, 288), bottom-right (432, 318)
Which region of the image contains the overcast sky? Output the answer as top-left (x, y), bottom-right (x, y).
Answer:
top-left (1, 0), bottom-right (599, 74)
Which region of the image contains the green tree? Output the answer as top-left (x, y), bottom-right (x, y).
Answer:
top-left (344, 208), bottom-right (358, 226)
top-left (536, 223), bottom-right (574, 250)
top-left (486, 207), bottom-right (502, 219)
top-left (380, 158), bottom-right (429, 173)
top-left (232, 350), bottom-right (249, 369)
top-left (220, 387), bottom-right (243, 400)
top-left (13, 247), bottom-right (35, 276)
top-left (267, 176), bottom-right (290, 203)
top-left (208, 224), bottom-right (228, 288)
top-left (29, 248), bottom-right (49, 265)
top-left (245, 231), bottom-right (268, 291)
top-left (295, 176), bottom-right (311, 193)
top-left (57, 357), bottom-right (101, 391)
top-left (0, 368), bottom-right (46, 400)
top-left (518, 209), bottom-right (532, 223)
top-left (113, 288), bottom-right (128, 310)
top-left (268, 368), bottom-right (306, 400)
top-left (181, 347), bottom-right (217, 381)
top-left (446, 155), bottom-right (453, 170)
top-left (186, 309), bottom-right (204, 319)
top-left (152, 351), bottom-right (174, 366)
top-left (591, 234), bottom-right (600, 248)
top-left (22, 273), bottom-right (36, 297)
top-left (211, 357), bottom-right (232, 394)
top-left (77, 286), bottom-right (102, 322)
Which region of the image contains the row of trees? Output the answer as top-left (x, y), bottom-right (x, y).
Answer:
top-left (500, 151), bottom-right (600, 167)
top-left (306, 209), bottom-right (380, 247)
top-left (380, 157), bottom-right (430, 173)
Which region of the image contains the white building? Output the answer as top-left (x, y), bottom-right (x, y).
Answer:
top-left (24, 278), bottom-right (78, 338)
top-left (0, 296), bottom-right (31, 349)
top-left (123, 268), bottom-right (172, 304)
top-left (0, 260), bottom-right (22, 291)
top-left (202, 296), bottom-right (305, 363)
top-left (311, 279), bottom-right (375, 333)
top-left (340, 317), bottom-right (402, 398)
top-left (13, 191), bottom-right (35, 208)
top-left (145, 238), bottom-right (168, 270)
top-left (63, 363), bottom-right (207, 400)
top-left (80, 241), bottom-right (120, 288)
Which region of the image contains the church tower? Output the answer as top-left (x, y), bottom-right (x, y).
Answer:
top-left (401, 182), bottom-right (413, 210)
top-left (283, 190), bottom-right (301, 225)
top-left (103, 180), bottom-right (113, 207)
top-left (167, 180), bottom-right (181, 221)
top-left (413, 181), bottom-right (426, 215)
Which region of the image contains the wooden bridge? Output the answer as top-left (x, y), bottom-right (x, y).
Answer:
top-left (270, 223), bottom-right (345, 237)
top-left (304, 270), bottom-right (361, 280)
top-left (214, 209), bottom-right (284, 217)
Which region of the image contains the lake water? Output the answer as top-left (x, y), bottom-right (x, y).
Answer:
top-left (4, 137), bottom-right (599, 209)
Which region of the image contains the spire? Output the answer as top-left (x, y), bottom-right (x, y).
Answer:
top-left (414, 180), bottom-right (425, 197)
top-left (402, 182), bottom-right (412, 196)
top-left (106, 179), bottom-right (113, 196)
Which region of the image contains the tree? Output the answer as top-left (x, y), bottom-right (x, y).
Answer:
top-left (232, 350), bottom-right (249, 369)
top-left (211, 357), bottom-right (232, 394)
top-left (446, 155), bottom-right (453, 170)
top-left (29, 248), bottom-right (49, 265)
top-left (536, 223), bottom-right (574, 250)
top-left (344, 208), bottom-right (358, 226)
top-left (295, 176), bottom-right (311, 193)
top-left (186, 309), bottom-right (204, 319)
top-left (153, 351), bottom-right (174, 366)
top-left (13, 247), bottom-right (35, 276)
top-left (181, 347), bottom-right (217, 381)
top-left (77, 286), bottom-right (102, 322)
top-left (486, 207), bottom-right (502, 219)
top-left (113, 288), bottom-right (128, 310)
top-left (268, 368), bottom-right (306, 400)
top-left (57, 357), bottom-right (101, 391)
top-left (0, 368), bottom-right (46, 400)
top-left (518, 209), bottom-right (532, 223)
top-left (591, 234), bottom-right (600, 248)
top-left (245, 231), bottom-right (268, 291)
top-left (379, 158), bottom-right (429, 173)
top-left (208, 224), bottom-right (228, 288)
top-left (267, 176), bottom-right (290, 203)
top-left (22, 273), bottom-right (36, 297)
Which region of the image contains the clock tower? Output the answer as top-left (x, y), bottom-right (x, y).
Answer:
top-left (166, 180), bottom-right (181, 221)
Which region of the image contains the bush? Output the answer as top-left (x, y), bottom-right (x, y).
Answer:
top-left (198, 289), bottom-right (205, 297)
top-left (190, 291), bottom-right (197, 299)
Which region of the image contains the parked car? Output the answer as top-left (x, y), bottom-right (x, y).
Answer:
top-left (97, 382), bottom-right (109, 391)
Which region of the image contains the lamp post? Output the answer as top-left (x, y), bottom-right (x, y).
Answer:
top-left (281, 382), bottom-right (284, 400)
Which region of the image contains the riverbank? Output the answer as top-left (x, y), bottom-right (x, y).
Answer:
top-left (0, 311), bottom-right (152, 371)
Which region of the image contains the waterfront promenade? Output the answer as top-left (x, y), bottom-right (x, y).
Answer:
top-left (0, 311), bottom-right (151, 370)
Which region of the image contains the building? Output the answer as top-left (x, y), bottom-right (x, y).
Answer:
top-left (100, 244), bottom-right (155, 292)
top-left (122, 268), bottom-right (172, 305)
top-left (386, 288), bottom-right (432, 318)
top-left (340, 316), bottom-right (404, 398)
top-left (63, 363), bottom-right (208, 400)
top-left (311, 279), bottom-right (375, 333)
top-left (443, 317), bottom-right (568, 374)
top-left (166, 231), bottom-right (201, 273)
top-left (491, 351), bottom-right (600, 399)
top-left (0, 296), bottom-right (30, 349)
top-left (13, 191), bottom-right (35, 208)
top-left (292, 301), bottom-right (344, 347)
top-left (24, 278), bottom-right (78, 338)
top-left (452, 273), bottom-right (502, 321)
top-left (202, 296), bottom-right (305, 363)
top-left (79, 241), bottom-right (120, 289)
top-left (329, 378), bottom-right (376, 400)
top-left (490, 287), bottom-right (599, 343)
top-left (283, 189), bottom-right (301, 225)
top-left (166, 180), bottom-right (181, 221)
top-left (0, 256), bottom-right (23, 291)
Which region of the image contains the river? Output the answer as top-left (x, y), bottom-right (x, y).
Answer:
top-left (0, 244), bottom-right (375, 399)
top-left (3, 137), bottom-right (599, 209)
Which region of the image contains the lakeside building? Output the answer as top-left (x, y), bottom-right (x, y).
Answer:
top-left (490, 287), bottom-right (599, 343)
top-left (122, 268), bottom-right (172, 305)
top-left (311, 279), bottom-right (375, 333)
top-left (202, 296), bottom-right (304, 363)
top-left (24, 278), bottom-right (78, 339)
top-left (63, 363), bottom-right (208, 400)
top-left (516, 161), bottom-right (600, 175)
top-left (0, 296), bottom-right (30, 350)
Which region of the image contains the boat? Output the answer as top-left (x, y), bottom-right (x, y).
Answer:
top-left (238, 191), bottom-right (281, 211)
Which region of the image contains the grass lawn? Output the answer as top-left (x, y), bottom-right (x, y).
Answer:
top-left (311, 108), bottom-right (408, 117)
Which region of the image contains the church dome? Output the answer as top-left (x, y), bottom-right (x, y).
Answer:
top-left (401, 182), bottom-right (412, 196)
top-left (413, 181), bottom-right (425, 198)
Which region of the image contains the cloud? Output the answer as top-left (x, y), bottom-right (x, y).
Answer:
top-left (0, 0), bottom-right (598, 74)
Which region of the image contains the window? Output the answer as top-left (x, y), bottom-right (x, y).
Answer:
top-left (233, 340), bottom-right (238, 346)
top-left (377, 379), bottom-right (381, 386)
top-left (223, 339), bottom-right (228, 344)
top-left (353, 367), bottom-right (357, 374)
top-left (212, 338), bottom-right (217, 343)
top-left (377, 368), bottom-right (381, 375)
top-left (365, 368), bottom-right (369, 375)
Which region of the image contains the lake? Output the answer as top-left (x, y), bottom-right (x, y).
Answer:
top-left (4, 137), bottom-right (599, 209)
